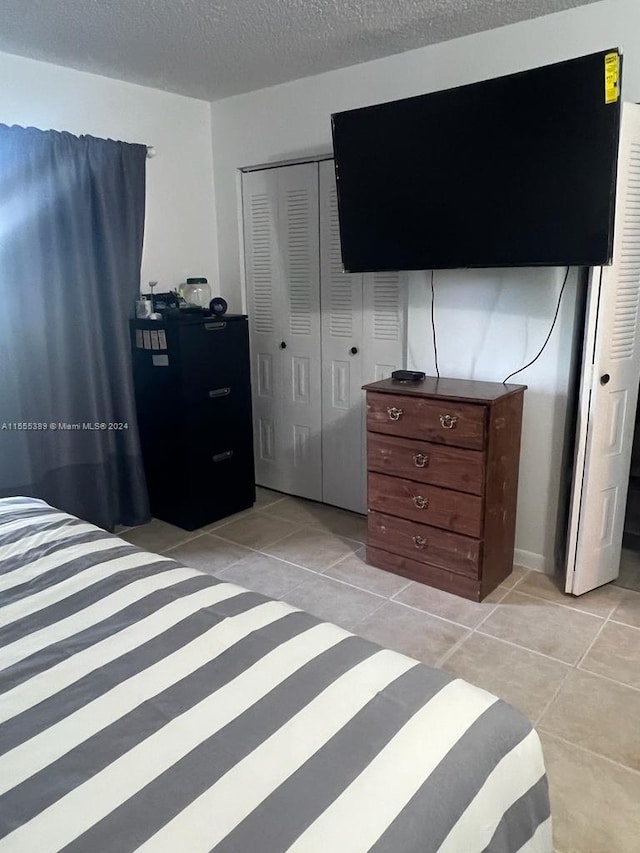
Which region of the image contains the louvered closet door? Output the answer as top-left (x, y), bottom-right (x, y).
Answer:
top-left (361, 272), bottom-right (406, 385)
top-left (319, 160), bottom-right (365, 512)
top-left (566, 103), bottom-right (640, 594)
top-left (243, 163), bottom-right (322, 499)
top-left (319, 161), bottom-right (406, 513)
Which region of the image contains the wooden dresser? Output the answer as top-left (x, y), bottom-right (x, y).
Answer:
top-left (363, 377), bottom-right (526, 601)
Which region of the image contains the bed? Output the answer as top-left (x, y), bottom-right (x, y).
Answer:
top-left (0, 496), bottom-right (551, 852)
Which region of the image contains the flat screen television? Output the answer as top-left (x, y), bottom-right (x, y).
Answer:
top-left (331, 50), bottom-right (622, 272)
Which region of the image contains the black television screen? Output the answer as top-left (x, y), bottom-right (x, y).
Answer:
top-left (331, 50), bottom-right (621, 272)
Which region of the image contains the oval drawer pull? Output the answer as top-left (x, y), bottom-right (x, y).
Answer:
top-left (212, 450), bottom-right (233, 463)
top-left (413, 453), bottom-right (429, 468)
top-left (439, 413), bottom-right (458, 429)
top-left (412, 495), bottom-right (429, 509)
top-left (412, 535), bottom-right (428, 549)
top-left (387, 406), bottom-right (404, 421)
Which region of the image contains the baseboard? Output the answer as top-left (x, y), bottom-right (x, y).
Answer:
top-left (513, 549), bottom-right (551, 574)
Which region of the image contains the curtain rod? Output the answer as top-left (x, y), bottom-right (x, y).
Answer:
top-left (146, 146), bottom-right (156, 159)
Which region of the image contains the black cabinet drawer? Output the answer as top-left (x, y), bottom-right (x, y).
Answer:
top-left (178, 319), bottom-right (251, 398)
top-left (182, 386), bottom-right (253, 450)
top-left (148, 441), bottom-right (255, 531)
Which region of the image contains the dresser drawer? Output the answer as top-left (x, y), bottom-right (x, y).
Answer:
top-left (368, 472), bottom-right (483, 537)
top-left (366, 392), bottom-right (487, 449)
top-left (366, 546), bottom-right (482, 600)
top-left (368, 511), bottom-right (481, 578)
top-left (367, 433), bottom-right (485, 496)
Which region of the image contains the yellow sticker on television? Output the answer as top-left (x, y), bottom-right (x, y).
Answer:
top-left (605, 52), bottom-right (619, 104)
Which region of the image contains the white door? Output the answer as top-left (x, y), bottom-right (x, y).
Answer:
top-left (319, 160), bottom-right (406, 514)
top-left (319, 160), bottom-right (366, 513)
top-left (566, 103), bottom-right (640, 594)
top-left (243, 163), bottom-right (322, 500)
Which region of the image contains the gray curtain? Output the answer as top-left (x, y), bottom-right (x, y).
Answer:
top-left (0, 124), bottom-right (151, 530)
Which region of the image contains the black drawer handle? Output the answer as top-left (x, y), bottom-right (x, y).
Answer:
top-left (205, 321), bottom-right (227, 331)
top-left (208, 387), bottom-right (231, 398)
top-left (212, 450), bottom-right (233, 463)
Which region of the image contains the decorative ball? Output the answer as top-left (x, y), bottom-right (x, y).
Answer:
top-left (209, 297), bottom-right (228, 316)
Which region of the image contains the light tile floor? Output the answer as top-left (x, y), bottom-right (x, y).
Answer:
top-left (121, 488), bottom-right (640, 853)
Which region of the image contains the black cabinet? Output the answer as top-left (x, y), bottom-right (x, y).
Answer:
top-left (131, 314), bottom-right (255, 530)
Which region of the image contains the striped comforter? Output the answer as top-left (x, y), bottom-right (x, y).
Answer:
top-left (0, 497), bottom-right (551, 852)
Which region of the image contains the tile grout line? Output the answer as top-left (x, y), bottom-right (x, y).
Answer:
top-left (258, 495), bottom-right (290, 508)
top-left (255, 501), bottom-right (366, 530)
top-left (471, 627), bottom-right (582, 668)
top-left (211, 539), bottom-right (391, 603)
top-left (574, 593), bottom-right (618, 670)
top-left (535, 592), bottom-right (635, 729)
top-left (319, 552), bottom-right (414, 597)
top-left (567, 665), bottom-right (640, 695)
top-left (160, 522), bottom-right (312, 575)
top-left (381, 594), bottom-right (503, 633)
top-left (210, 521), bottom-right (308, 553)
top-left (533, 668), bottom-right (574, 728)
top-left (433, 587), bottom-right (513, 669)
top-left (209, 522), bottom-right (366, 567)
top-left (318, 540), bottom-right (371, 572)
top-left (281, 568), bottom-right (389, 602)
top-left (205, 505), bottom-right (289, 535)
top-left (469, 585), bottom-right (512, 632)
top-left (346, 597), bottom-right (392, 635)
top-left (504, 586), bottom-right (614, 620)
top-left (433, 630), bottom-right (473, 669)
top-left (391, 579), bottom-right (414, 597)
top-left (184, 540), bottom-right (319, 580)
top-left (609, 613), bottom-right (640, 630)
top-left (542, 730), bottom-right (640, 778)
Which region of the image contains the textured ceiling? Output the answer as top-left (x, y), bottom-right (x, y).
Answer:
top-left (0, 0), bottom-right (601, 101)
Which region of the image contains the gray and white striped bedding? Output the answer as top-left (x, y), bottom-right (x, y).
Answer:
top-left (0, 496), bottom-right (551, 852)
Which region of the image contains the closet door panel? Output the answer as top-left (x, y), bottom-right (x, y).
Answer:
top-left (243, 169), bottom-right (287, 492)
top-left (362, 271), bottom-right (406, 386)
top-left (242, 163), bottom-right (322, 500)
top-left (319, 160), bottom-right (366, 513)
top-left (277, 164), bottom-right (322, 500)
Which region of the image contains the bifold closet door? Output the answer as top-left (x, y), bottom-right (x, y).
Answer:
top-left (243, 163), bottom-right (322, 500)
top-left (319, 160), bottom-right (365, 512)
top-left (319, 160), bottom-right (406, 514)
top-left (566, 103), bottom-right (640, 594)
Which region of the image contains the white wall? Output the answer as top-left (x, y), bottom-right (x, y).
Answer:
top-left (210, 0), bottom-right (640, 571)
top-left (0, 51), bottom-right (217, 291)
